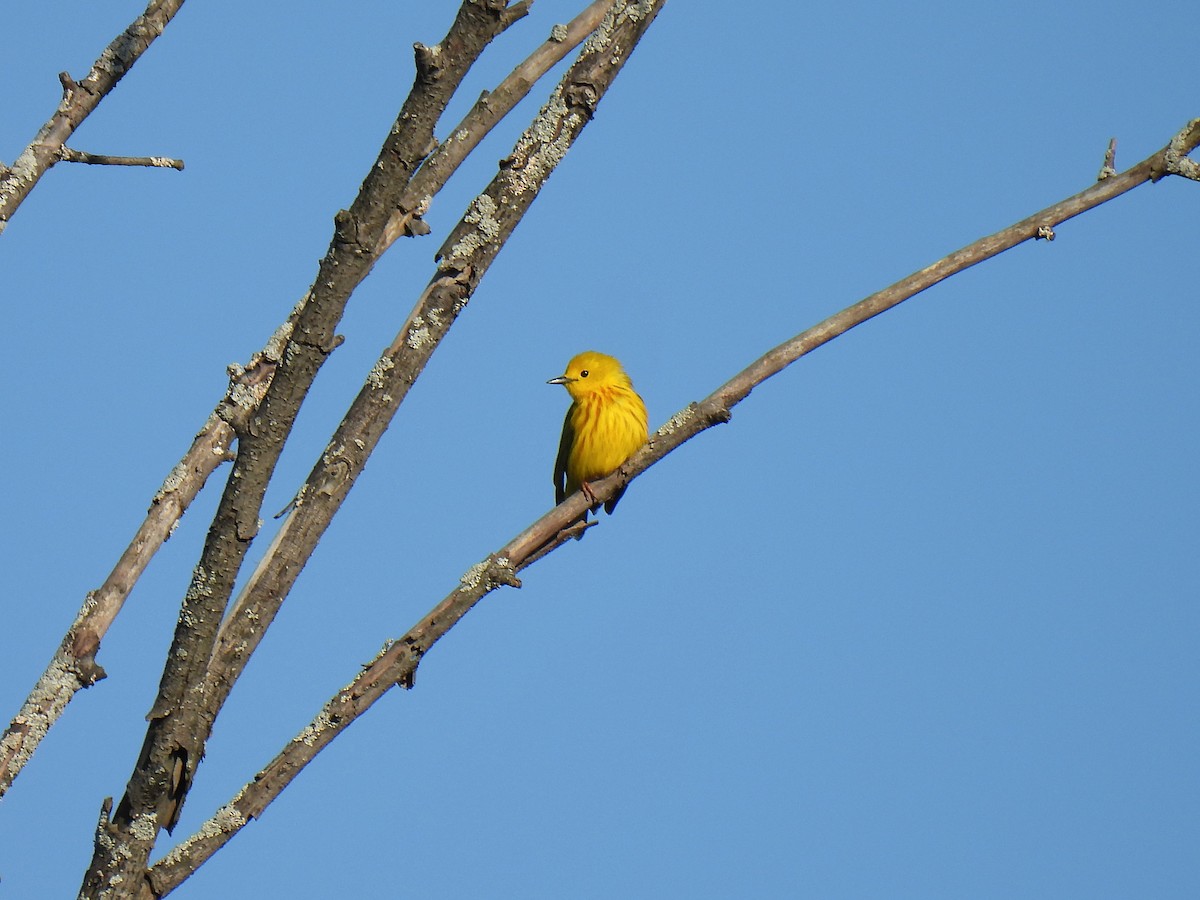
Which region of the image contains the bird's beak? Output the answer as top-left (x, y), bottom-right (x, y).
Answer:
top-left (547, 375), bottom-right (574, 385)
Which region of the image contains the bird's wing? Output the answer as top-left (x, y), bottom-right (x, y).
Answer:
top-left (553, 407), bottom-right (573, 504)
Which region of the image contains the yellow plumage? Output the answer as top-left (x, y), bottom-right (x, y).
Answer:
top-left (548, 351), bottom-right (648, 518)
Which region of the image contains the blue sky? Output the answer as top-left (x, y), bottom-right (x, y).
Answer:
top-left (2, 1), bottom-right (1197, 897)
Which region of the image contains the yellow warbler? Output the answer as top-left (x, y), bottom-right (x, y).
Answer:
top-left (548, 351), bottom-right (648, 522)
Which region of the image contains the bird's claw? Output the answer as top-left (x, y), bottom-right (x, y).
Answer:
top-left (580, 480), bottom-right (598, 506)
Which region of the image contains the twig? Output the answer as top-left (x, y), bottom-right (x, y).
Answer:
top-left (0, 415), bottom-right (232, 795)
top-left (0, 0), bottom-right (187, 234)
top-left (59, 147), bottom-right (185, 170)
top-left (151, 115), bottom-right (1200, 893)
top-left (1098, 137), bottom-right (1117, 180)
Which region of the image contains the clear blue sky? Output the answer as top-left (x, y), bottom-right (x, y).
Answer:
top-left (2, 2), bottom-right (1197, 897)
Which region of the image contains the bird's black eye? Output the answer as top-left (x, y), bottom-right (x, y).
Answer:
top-left (580, 370), bottom-right (589, 378)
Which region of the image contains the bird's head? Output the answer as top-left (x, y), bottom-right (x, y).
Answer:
top-left (547, 351), bottom-right (632, 401)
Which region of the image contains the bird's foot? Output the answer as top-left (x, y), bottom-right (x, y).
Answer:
top-left (580, 480), bottom-right (598, 506)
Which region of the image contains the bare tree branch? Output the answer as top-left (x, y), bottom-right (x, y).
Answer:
top-left (0, 0), bottom-right (609, 805)
top-left (383, 0), bottom-right (614, 246)
top-left (2, 0), bottom-right (1182, 892)
top-left (79, 3), bottom-right (535, 895)
top-left (0, 415), bottom-right (232, 796)
top-left (59, 147), bottom-right (185, 170)
top-left (207, 0), bottom-right (654, 721)
top-left (0, 0), bottom-right (187, 234)
top-left (0, 321), bottom-right (289, 800)
top-left (142, 0), bottom-right (667, 889)
top-left (148, 117), bottom-right (1200, 894)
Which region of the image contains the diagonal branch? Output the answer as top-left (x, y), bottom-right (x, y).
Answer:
top-left (382, 0), bottom-right (615, 246)
top-left (0, 0), bottom-right (187, 234)
top-left (0, 325), bottom-right (283, 801)
top-left (0, 414), bottom-right (232, 798)
top-left (149, 116), bottom-right (1199, 894)
top-left (204, 0), bottom-right (663, 768)
top-left (0, 0), bottom-right (607, 806)
top-left (142, 1), bottom-right (668, 890)
top-left (79, 3), bottom-right (533, 896)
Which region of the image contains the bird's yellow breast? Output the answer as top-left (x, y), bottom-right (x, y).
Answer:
top-left (563, 384), bottom-right (648, 491)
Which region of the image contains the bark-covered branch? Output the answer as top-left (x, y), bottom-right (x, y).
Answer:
top-left (206, 0), bottom-right (660, 714)
top-left (0, 414), bottom-right (232, 798)
top-left (79, 3), bottom-right (534, 896)
top-left (383, 0), bottom-right (614, 246)
top-left (58, 147), bottom-right (185, 170)
top-left (147, 116), bottom-right (1199, 894)
top-left (0, 323), bottom-right (286, 800)
top-left (0, 0), bottom-right (186, 234)
top-left (144, 0), bottom-right (667, 889)
top-left (1, 0), bottom-right (609, 807)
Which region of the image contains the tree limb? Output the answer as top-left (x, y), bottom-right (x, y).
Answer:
top-left (143, 0), bottom-right (668, 889)
top-left (0, 319), bottom-right (289, 800)
top-left (0, 0), bottom-right (187, 234)
top-left (150, 115), bottom-right (1198, 894)
top-left (0, 414), bottom-right (232, 797)
top-left (0, 0), bottom-right (608, 806)
top-left (206, 0), bottom-right (655, 717)
top-left (78, 3), bottom-right (533, 896)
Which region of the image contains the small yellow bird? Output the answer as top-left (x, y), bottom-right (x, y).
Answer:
top-left (548, 351), bottom-right (648, 524)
